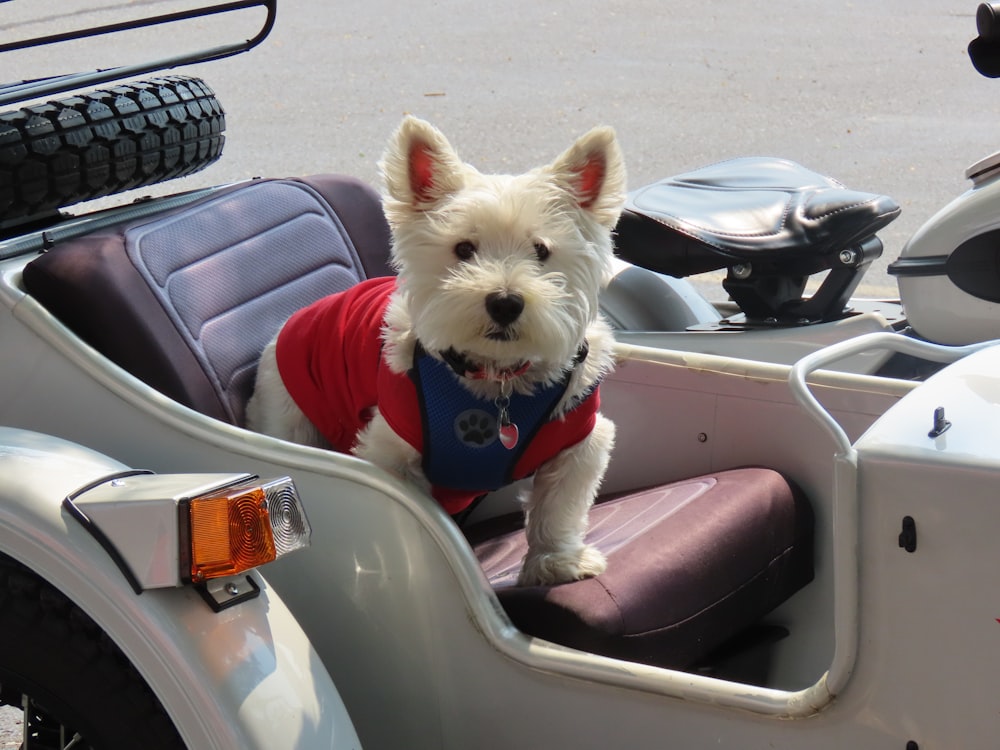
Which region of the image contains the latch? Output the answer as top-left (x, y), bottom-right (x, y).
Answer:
top-left (928, 406), bottom-right (951, 438)
top-left (898, 516), bottom-right (917, 553)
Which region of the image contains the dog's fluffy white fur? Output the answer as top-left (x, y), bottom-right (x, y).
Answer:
top-left (246, 116), bottom-right (626, 586)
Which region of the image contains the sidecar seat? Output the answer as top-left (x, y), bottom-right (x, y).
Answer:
top-left (469, 466), bottom-right (813, 672)
top-left (23, 175), bottom-right (393, 426)
top-left (22, 174), bottom-right (814, 675)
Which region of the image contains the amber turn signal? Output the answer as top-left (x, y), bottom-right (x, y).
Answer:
top-left (188, 476), bottom-right (310, 582)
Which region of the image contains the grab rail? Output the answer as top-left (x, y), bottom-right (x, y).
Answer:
top-left (788, 331), bottom-right (998, 697)
top-left (0, 0), bottom-right (276, 107)
top-left (789, 332), bottom-right (997, 455)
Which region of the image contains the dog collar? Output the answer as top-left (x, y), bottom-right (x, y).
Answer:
top-left (439, 348), bottom-right (529, 381)
top-left (436, 342), bottom-right (589, 382)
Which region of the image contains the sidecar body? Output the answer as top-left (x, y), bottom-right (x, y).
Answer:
top-left (1, 161), bottom-right (998, 749)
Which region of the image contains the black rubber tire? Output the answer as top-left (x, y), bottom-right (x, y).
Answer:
top-left (0, 75), bottom-right (225, 231)
top-left (0, 554), bottom-right (186, 750)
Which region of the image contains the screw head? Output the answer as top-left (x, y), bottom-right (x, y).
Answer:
top-left (839, 248), bottom-right (859, 265)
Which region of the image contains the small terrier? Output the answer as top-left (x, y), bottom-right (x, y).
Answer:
top-left (246, 116), bottom-right (626, 586)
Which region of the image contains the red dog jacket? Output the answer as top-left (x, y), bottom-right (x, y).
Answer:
top-left (276, 277), bottom-right (600, 515)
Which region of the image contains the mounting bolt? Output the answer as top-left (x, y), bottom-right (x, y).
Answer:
top-left (731, 263), bottom-right (752, 280)
top-left (225, 582), bottom-right (240, 596)
top-left (839, 248), bottom-right (859, 265)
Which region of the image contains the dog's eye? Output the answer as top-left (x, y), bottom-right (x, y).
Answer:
top-left (454, 241), bottom-right (477, 261)
top-left (533, 242), bottom-right (551, 262)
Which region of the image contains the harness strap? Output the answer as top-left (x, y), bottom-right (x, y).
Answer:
top-left (413, 348), bottom-right (570, 492)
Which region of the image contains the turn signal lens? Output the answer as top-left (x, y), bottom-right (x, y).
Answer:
top-left (188, 477), bottom-right (310, 582)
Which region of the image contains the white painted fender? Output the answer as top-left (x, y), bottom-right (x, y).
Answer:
top-left (0, 426), bottom-right (361, 750)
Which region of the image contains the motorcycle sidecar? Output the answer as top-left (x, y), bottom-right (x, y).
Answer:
top-left (6, 166), bottom-right (994, 750)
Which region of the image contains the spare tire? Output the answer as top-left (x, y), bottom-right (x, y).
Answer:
top-left (0, 75), bottom-right (225, 231)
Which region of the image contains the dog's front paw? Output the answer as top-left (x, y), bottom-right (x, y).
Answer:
top-left (517, 545), bottom-right (607, 586)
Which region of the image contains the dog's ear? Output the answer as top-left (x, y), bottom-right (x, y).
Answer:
top-left (548, 127), bottom-right (627, 229)
top-left (381, 116), bottom-right (465, 210)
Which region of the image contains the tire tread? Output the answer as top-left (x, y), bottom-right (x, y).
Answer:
top-left (0, 554), bottom-right (186, 750)
top-left (0, 75), bottom-right (225, 227)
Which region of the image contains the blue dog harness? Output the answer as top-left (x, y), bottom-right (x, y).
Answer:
top-left (412, 349), bottom-right (570, 492)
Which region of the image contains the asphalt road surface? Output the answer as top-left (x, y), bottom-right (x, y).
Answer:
top-left (5, 0), bottom-right (1000, 300)
top-left (0, 0), bottom-right (997, 742)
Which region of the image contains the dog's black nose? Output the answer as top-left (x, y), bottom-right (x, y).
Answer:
top-left (485, 291), bottom-right (524, 327)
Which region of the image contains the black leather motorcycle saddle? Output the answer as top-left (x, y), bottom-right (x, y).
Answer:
top-left (615, 157), bottom-right (901, 322)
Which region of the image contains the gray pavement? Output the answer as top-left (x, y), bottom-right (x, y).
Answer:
top-left (5, 0), bottom-right (1000, 299)
top-left (0, 0), bottom-right (997, 741)
top-left (0, 707), bottom-right (16, 748)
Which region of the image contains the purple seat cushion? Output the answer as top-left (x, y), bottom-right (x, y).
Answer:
top-left (23, 175), bottom-right (392, 425)
top-left (468, 467), bottom-right (813, 668)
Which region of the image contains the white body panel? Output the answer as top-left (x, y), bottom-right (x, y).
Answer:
top-left (896, 167), bottom-right (1000, 344)
top-left (0, 429), bottom-right (360, 750)
top-left (616, 310), bottom-right (897, 371)
top-left (849, 345), bottom-right (1000, 744)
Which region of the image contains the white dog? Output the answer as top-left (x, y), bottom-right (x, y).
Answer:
top-left (246, 116), bottom-right (626, 586)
